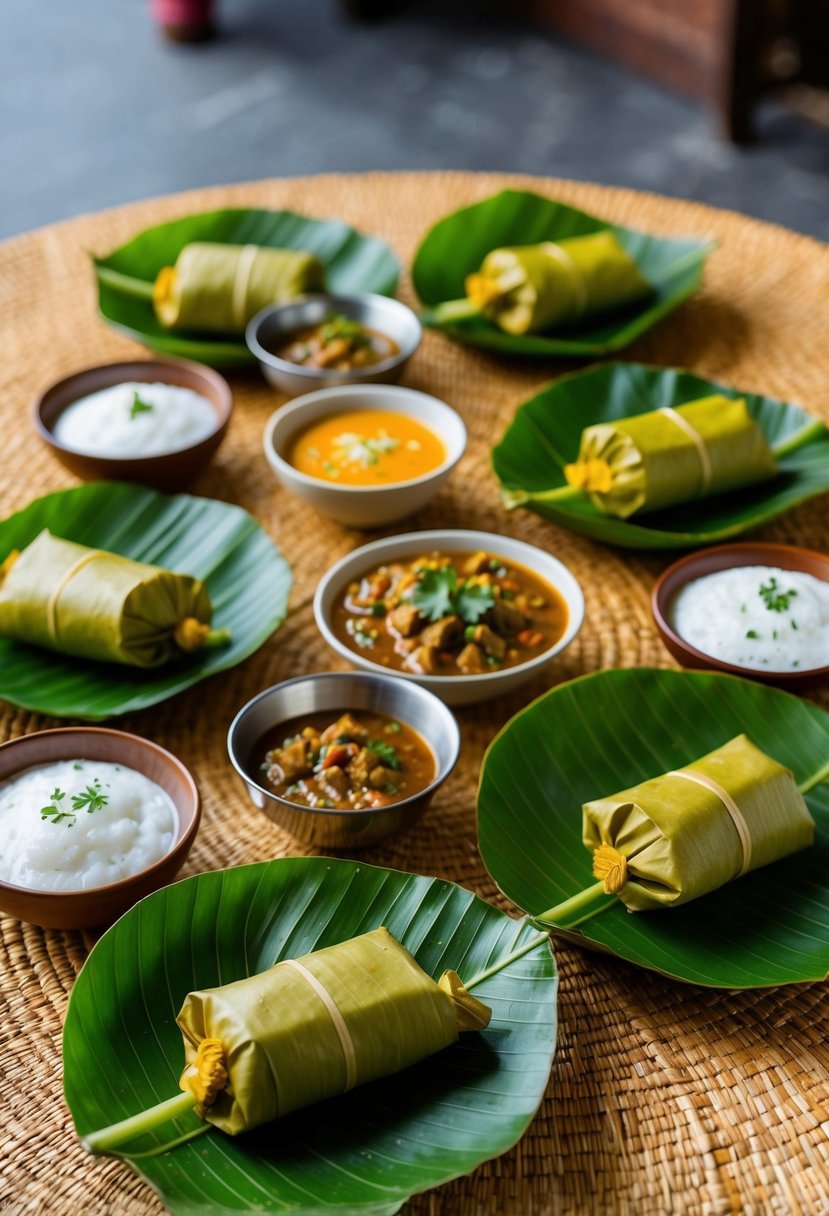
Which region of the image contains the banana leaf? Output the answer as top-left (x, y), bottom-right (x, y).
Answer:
top-left (412, 190), bottom-right (713, 356)
top-left (0, 482), bottom-right (290, 720)
top-left (492, 362), bottom-right (829, 549)
top-left (63, 858), bottom-right (557, 1216)
top-left (94, 208), bottom-right (401, 367)
top-left (477, 667), bottom-right (829, 988)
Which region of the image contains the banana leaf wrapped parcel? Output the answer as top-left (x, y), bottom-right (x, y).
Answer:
top-left (564, 394), bottom-right (777, 518)
top-left (84, 928), bottom-right (491, 1152)
top-left (436, 231), bottom-right (651, 335)
top-left (0, 530), bottom-right (229, 667)
top-left (582, 735), bottom-right (814, 913)
top-left (153, 242), bottom-right (325, 333)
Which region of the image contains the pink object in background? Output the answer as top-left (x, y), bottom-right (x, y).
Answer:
top-left (151, 0), bottom-right (215, 40)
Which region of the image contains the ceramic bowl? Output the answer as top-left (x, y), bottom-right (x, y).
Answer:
top-left (263, 383), bottom-right (467, 528)
top-left (0, 727), bottom-right (200, 929)
top-left (34, 358), bottom-right (233, 492)
top-left (246, 293), bottom-right (421, 395)
top-left (652, 541), bottom-right (829, 689)
top-left (227, 671), bottom-right (460, 849)
top-left (314, 530), bottom-right (585, 707)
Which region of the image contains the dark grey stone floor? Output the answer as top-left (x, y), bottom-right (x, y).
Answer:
top-left (4, 0), bottom-right (829, 240)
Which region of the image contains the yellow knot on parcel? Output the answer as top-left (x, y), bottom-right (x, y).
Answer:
top-left (176, 927), bottom-right (491, 1136)
top-left (582, 734), bottom-right (814, 912)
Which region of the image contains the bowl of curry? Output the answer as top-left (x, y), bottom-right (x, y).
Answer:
top-left (227, 671), bottom-right (461, 848)
top-left (263, 383), bottom-right (467, 527)
top-left (314, 531), bottom-right (585, 706)
top-left (246, 293), bottom-right (421, 396)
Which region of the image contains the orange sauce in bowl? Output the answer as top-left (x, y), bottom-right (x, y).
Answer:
top-left (287, 409), bottom-right (446, 487)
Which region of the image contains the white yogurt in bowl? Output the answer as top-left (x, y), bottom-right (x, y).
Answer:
top-left (0, 759), bottom-right (178, 892)
top-left (670, 565), bottom-right (829, 673)
top-left (53, 381), bottom-right (217, 458)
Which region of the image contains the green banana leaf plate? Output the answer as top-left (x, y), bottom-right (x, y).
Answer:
top-left (478, 667), bottom-right (829, 988)
top-left (0, 482), bottom-right (291, 720)
top-left (412, 189), bottom-right (713, 356)
top-left (94, 208), bottom-right (401, 367)
top-left (492, 361), bottom-right (829, 549)
top-left (64, 858), bottom-right (557, 1216)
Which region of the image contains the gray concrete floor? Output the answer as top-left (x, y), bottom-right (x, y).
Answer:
top-left (4, 0), bottom-right (829, 241)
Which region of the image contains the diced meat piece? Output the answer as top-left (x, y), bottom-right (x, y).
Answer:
top-left (490, 599), bottom-right (527, 635)
top-left (320, 713), bottom-right (368, 745)
top-left (367, 572), bottom-right (391, 599)
top-left (404, 644), bottom-right (439, 675)
top-left (322, 742), bottom-right (359, 770)
top-left (316, 765), bottom-right (350, 800)
top-left (463, 551), bottom-right (492, 576)
top-left (456, 643), bottom-right (488, 674)
top-left (359, 789), bottom-right (394, 809)
top-left (309, 337), bottom-right (351, 368)
top-left (369, 765), bottom-right (399, 790)
top-left (270, 738), bottom-right (312, 782)
top-left (420, 614), bottom-right (462, 649)
top-left (347, 747), bottom-right (374, 788)
top-left (386, 603), bottom-right (423, 638)
top-left (472, 623), bottom-right (507, 660)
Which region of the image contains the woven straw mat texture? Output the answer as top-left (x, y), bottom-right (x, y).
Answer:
top-left (1, 173), bottom-right (829, 1216)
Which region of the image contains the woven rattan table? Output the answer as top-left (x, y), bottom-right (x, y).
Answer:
top-left (2, 172), bottom-right (829, 1216)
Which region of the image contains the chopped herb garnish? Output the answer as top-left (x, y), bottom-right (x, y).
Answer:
top-left (371, 602), bottom-right (387, 617)
top-left (791, 619), bottom-right (799, 631)
top-left (73, 762), bottom-right (84, 771)
top-left (71, 778), bottom-right (109, 815)
top-left (383, 783), bottom-right (398, 795)
top-left (366, 739), bottom-right (402, 771)
top-left (40, 787), bottom-right (72, 825)
top-left (129, 391), bottom-right (154, 420)
top-left (411, 566), bottom-right (494, 625)
top-left (384, 721), bottom-right (401, 734)
top-left (745, 629), bottom-right (759, 640)
top-left (759, 577), bottom-right (798, 613)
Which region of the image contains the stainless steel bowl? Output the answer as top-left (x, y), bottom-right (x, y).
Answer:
top-left (246, 294), bottom-right (422, 396)
top-left (227, 672), bottom-right (460, 849)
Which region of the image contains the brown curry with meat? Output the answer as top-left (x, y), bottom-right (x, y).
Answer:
top-left (274, 314), bottom-right (399, 372)
top-left (331, 549), bottom-right (568, 676)
top-left (255, 710), bottom-right (435, 811)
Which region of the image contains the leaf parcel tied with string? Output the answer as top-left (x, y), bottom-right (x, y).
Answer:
top-left (435, 231), bottom-right (651, 335)
top-left (564, 395), bottom-right (777, 518)
top-left (580, 735), bottom-right (814, 915)
top-left (153, 243), bottom-right (325, 333)
top-left (84, 928), bottom-right (491, 1154)
top-left (0, 530), bottom-right (230, 667)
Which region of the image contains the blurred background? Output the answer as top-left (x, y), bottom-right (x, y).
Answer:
top-left (4, 0), bottom-right (829, 239)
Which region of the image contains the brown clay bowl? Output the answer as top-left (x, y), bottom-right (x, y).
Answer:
top-left (0, 727), bottom-right (200, 929)
top-left (34, 359), bottom-right (233, 492)
top-left (652, 541), bottom-right (829, 690)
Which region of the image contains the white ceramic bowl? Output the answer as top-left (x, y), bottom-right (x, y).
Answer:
top-left (263, 384), bottom-right (467, 529)
top-left (314, 529), bottom-right (585, 706)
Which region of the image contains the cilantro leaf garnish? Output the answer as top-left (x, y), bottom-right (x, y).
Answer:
top-left (40, 787), bottom-right (74, 825)
top-left (758, 577), bottom-right (797, 613)
top-left (71, 778), bottom-right (109, 815)
top-left (129, 391), bottom-right (154, 420)
top-left (366, 739), bottom-right (402, 771)
top-left (410, 566), bottom-right (495, 624)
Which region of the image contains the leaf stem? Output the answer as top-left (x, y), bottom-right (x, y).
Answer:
top-left (798, 759), bottom-right (829, 795)
top-left (83, 1090), bottom-right (198, 1155)
top-left (464, 881), bottom-right (615, 989)
top-left (771, 419), bottom-right (828, 459)
top-left (430, 298), bottom-right (485, 325)
top-left (516, 483), bottom-right (585, 506)
top-left (201, 627), bottom-right (233, 650)
top-left (532, 880), bottom-right (616, 929)
top-left (94, 265), bottom-right (156, 301)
